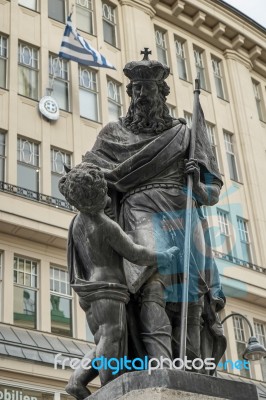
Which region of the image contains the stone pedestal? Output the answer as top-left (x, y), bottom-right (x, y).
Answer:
top-left (88, 370), bottom-right (259, 400)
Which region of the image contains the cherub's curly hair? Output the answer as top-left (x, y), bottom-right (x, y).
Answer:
top-left (58, 162), bottom-right (107, 215)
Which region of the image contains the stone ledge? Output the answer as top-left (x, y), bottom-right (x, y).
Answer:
top-left (88, 369), bottom-right (259, 400)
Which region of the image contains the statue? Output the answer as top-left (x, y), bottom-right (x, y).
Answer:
top-left (62, 50), bottom-right (226, 399)
top-left (59, 162), bottom-right (179, 399)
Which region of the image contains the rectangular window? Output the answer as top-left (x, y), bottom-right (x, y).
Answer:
top-left (252, 79), bottom-right (264, 121)
top-left (0, 35), bottom-right (8, 89)
top-left (13, 256), bottom-right (38, 329)
top-left (51, 148), bottom-right (71, 199)
top-left (107, 79), bottom-right (122, 122)
top-left (48, 0), bottom-right (65, 23)
top-left (212, 57), bottom-right (225, 99)
top-left (217, 209), bottom-right (231, 254)
top-left (206, 123), bottom-right (219, 168)
top-left (50, 266), bottom-right (72, 337)
top-left (175, 38), bottom-right (187, 80)
top-left (17, 137), bottom-right (39, 195)
top-left (193, 47), bottom-right (207, 90)
top-left (184, 111), bottom-right (192, 128)
top-left (254, 322), bottom-right (266, 381)
top-left (18, 42), bottom-right (39, 100)
top-left (233, 315), bottom-right (251, 378)
top-left (49, 54), bottom-right (69, 111)
top-left (237, 218), bottom-right (252, 263)
top-left (102, 2), bottom-right (117, 47)
top-left (18, 0), bottom-right (38, 11)
top-left (76, 0), bottom-right (94, 34)
top-left (0, 252), bottom-right (2, 321)
top-left (224, 131), bottom-right (239, 181)
top-left (0, 131), bottom-right (6, 182)
top-left (79, 66), bottom-right (99, 121)
top-left (155, 28), bottom-right (167, 65)
top-left (167, 105), bottom-right (175, 118)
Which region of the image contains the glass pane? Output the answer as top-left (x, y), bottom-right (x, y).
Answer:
top-left (0, 59), bottom-right (6, 89)
top-left (77, 6), bottom-right (93, 33)
top-left (157, 47), bottom-right (167, 65)
top-left (79, 89), bottom-right (98, 120)
top-left (52, 79), bottom-right (69, 111)
top-left (14, 286), bottom-right (37, 329)
top-left (215, 76), bottom-right (224, 99)
top-left (108, 101), bottom-right (120, 122)
top-left (51, 173), bottom-right (65, 199)
top-left (18, 67), bottom-right (38, 100)
top-left (103, 20), bottom-right (116, 46)
top-left (17, 164), bottom-right (38, 192)
top-left (19, 0), bottom-right (37, 10)
top-left (0, 158), bottom-right (4, 181)
top-left (48, 0), bottom-right (65, 22)
top-left (177, 57), bottom-right (187, 80)
top-left (51, 295), bottom-right (72, 336)
top-left (227, 153), bottom-right (238, 181)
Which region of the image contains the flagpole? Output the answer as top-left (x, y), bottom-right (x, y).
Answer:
top-left (179, 74), bottom-right (201, 367)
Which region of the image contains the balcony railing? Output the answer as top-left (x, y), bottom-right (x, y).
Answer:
top-left (0, 181), bottom-right (75, 212)
top-left (213, 250), bottom-right (266, 275)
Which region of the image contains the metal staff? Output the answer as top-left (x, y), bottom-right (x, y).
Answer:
top-left (179, 74), bottom-right (201, 366)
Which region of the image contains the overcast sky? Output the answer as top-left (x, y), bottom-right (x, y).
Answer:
top-left (223, 0), bottom-right (266, 28)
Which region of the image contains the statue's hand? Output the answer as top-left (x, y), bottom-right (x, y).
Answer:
top-left (157, 246), bottom-right (179, 271)
top-left (184, 158), bottom-right (200, 189)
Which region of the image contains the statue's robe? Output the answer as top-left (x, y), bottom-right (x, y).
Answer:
top-left (83, 117), bottom-right (226, 371)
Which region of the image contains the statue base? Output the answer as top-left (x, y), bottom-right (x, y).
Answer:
top-left (88, 370), bottom-right (258, 400)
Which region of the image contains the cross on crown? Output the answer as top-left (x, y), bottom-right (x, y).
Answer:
top-left (141, 48), bottom-right (152, 61)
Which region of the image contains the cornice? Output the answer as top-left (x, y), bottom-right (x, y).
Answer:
top-left (118, 0), bottom-right (156, 18)
top-left (223, 50), bottom-right (253, 71)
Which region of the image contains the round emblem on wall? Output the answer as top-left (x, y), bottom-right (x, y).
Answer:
top-left (39, 96), bottom-right (59, 120)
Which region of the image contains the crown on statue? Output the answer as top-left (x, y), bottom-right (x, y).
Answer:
top-left (123, 48), bottom-right (170, 82)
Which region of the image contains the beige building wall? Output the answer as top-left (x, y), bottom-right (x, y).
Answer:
top-left (0, 0), bottom-right (265, 396)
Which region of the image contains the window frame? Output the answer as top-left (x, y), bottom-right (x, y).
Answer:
top-left (102, 1), bottom-right (117, 47)
top-left (17, 137), bottom-right (40, 195)
top-left (50, 265), bottom-right (73, 337)
top-left (223, 131), bottom-right (239, 182)
top-left (51, 147), bottom-right (71, 199)
top-left (76, 0), bottom-right (94, 35)
top-left (237, 217), bottom-right (253, 263)
top-left (48, 0), bottom-right (66, 23)
top-left (211, 56), bottom-right (226, 100)
top-left (0, 34), bottom-right (8, 90)
top-left (175, 37), bottom-right (187, 81)
top-left (107, 78), bottom-right (122, 122)
top-left (193, 46), bottom-right (207, 91)
top-left (0, 130), bottom-right (6, 182)
top-left (18, 41), bottom-right (39, 100)
top-left (155, 26), bottom-right (168, 66)
top-left (206, 122), bottom-right (220, 170)
top-left (18, 0), bottom-right (39, 12)
top-left (13, 255), bottom-right (39, 330)
top-left (252, 79), bottom-right (265, 121)
top-left (217, 208), bottom-right (231, 255)
top-left (79, 66), bottom-right (99, 122)
top-left (49, 54), bottom-right (70, 112)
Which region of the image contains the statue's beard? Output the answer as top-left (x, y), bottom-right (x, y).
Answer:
top-left (124, 94), bottom-right (172, 135)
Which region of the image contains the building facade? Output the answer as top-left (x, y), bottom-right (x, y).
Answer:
top-left (0, 0), bottom-right (266, 397)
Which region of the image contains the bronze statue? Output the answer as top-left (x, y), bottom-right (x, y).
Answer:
top-left (63, 50), bottom-right (226, 399)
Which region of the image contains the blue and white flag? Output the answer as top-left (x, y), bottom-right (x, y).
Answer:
top-left (59, 16), bottom-right (115, 70)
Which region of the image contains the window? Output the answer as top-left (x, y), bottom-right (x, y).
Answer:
top-left (76, 0), bottom-right (94, 34)
top-left (155, 28), bottom-right (167, 65)
top-left (13, 256), bottom-right (38, 329)
top-left (48, 0), bottom-right (65, 23)
top-left (50, 266), bottom-right (72, 337)
top-left (167, 105), bottom-right (176, 118)
top-left (0, 35), bottom-right (8, 89)
top-left (254, 322), bottom-right (266, 381)
top-left (206, 123), bottom-right (219, 168)
top-left (102, 2), bottom-right (117, 47)
top-left (224, 131), bottom-right (239, 181)
top-left (18, 0), bottom-right (38, 11)
top-left (217, 209), bottom-right (231, 254)
top-left (0, 131), bottom-right (6, 181)
top-left (233, 315), bottom-right (251, 378)
top-left (212, 57), bottom-right (225, 99)
top-left (184, 111), bottom-right (192, 128)
top-left (237, 218), bottom-right (252, 263)
top-left (0, 252), bottom-right (2, 320)
top-left (107, 79), bottom-right (122, 121)
top-left (49, 54), bottom-right (69, 111)
top-left (18, 42), bottom-right (39, 100)
top-left (252, 80), bottom-right (264, 121)
top-left (193, 47), bottom-right (207, 90)
top-left (79, 66), bottom-right (99, 121)
top-left (17, 137), bottom-right (39, 195)
top-left (51, 148), bottom-right (71, 199)
top-left (175, 38), bottom-right (187, 80)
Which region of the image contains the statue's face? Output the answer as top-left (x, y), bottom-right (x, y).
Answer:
top-left (132, 81), bottom-right (159, 105)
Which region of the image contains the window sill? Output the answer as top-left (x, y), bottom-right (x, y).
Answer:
top-left (217, 96), bottom-right (230, 103)
top-left (80, 116), bottom-right (102, 125)
top-left (19, 5), bottom-right (40, 14)
top-left (104, 40), bottom-right (121, 52)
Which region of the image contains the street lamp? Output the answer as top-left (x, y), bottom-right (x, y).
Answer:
top-left (221, 313), bottom-right (266, 361)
